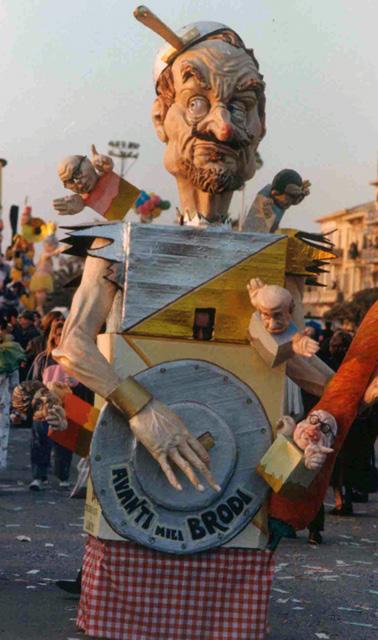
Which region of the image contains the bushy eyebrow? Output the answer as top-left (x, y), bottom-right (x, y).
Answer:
top-left (180, 60), bottom-right (210, 89)
top-left (236, 77), bottom-right (265, 95)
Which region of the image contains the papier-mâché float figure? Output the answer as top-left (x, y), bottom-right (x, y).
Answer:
top-left (46, 6), bottom-right (378, 640)
top-left (29, 234), bottom-right (59, 315)
top-left (53, 145), bottom-right (140, 221)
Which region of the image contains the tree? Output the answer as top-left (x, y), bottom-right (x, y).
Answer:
top-left (325, 287), bottom-right (378, 327)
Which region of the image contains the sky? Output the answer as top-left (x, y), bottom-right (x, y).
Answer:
top-left (0, 0), bottom-right (377, 247)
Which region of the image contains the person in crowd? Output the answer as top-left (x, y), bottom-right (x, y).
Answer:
top-left (319, 320), bottom-right (334, 348)
top-left (11, 309), bottom-right (40, 350)
top-left (4, 307), bottom-right (18, 331)
top-left (11, 310), bottom-right (41, 382)
top-left (1, 281), bottom-right (26, 313)
top-left (25, 310), bottom-right (64, 370)
top-left (30, 320), bottom-right (72, 487)
top-left (330, 400), bottom-right (378, 515)
top-left (33, 311), bottom-right (42, 331)
top-left (30, 319), bottom-right (92, 488)
top-left (0, 316), bottom-right (26, 469)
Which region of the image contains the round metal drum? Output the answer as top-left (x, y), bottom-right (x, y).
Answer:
top-left (90, 360), bottom-right (272, 555)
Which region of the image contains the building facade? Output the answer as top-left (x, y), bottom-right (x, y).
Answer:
top-left (303, 196), bottom-right (378, 318)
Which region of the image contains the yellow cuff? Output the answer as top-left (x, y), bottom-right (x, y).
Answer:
top-left (107, 377), bottom-right (152, 419)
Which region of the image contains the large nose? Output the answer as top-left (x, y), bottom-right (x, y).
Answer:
top-left (307, 425), bottom-right (320, 442)
top-left (199, 104), bottom-right (234, 142)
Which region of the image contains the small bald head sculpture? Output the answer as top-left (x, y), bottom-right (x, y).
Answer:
top-left (57, 155), bottom-right (99, 195)
top-left (247, 278), bottom-right (294, 334)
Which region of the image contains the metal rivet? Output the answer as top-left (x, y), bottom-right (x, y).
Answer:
top-left (223, 376), bottom-right (229, 383)
top-left (245, 509), bottom-right (250, 516)
top-left (149, 536), bottom-right (156, 543)
top-left (246, 398), bottom-right (252, 404)
top-left (260, 428), bottom-right (266, 433)
top-left (160, 368), bottom-right (166, 374)
top-left (181, 543), bottom-right (187, 550)
top-left (95, 454), bottom-right (101, 462)
top-left (121, 521), bottom-right (127, 526)
top-left (100, 489), bottom-right (106, 496)
top-left (217, 533), bottom-right (224, 540)
top-left (194, 364), bottom-right (199, 370)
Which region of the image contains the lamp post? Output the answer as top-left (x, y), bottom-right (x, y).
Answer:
top-left (0, 158), bottom-right (7, 221)
top-left (107, 140), bottom-right (140, 177)
top-left (0, 158), bottom-right (7, 254)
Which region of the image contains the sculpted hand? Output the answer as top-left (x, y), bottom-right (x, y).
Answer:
top-left (292, 332), bottom-right (319, 358)
top-left (247, 277), bottom-right (264, 307)
top-left (129, 399), bottom-right (220, 493)
top-left (91, 144), bottom-right (114, 175)
top-left (276, 415), bottom-right (296, 438)
top-left (285, 180), bottom-right (311, 205)
top-left (45, 403), bottom-right (68, 432)
top-left (53, 194), bottom-right (85, 215)
top-left (303, 443), bottom-right (333, 471)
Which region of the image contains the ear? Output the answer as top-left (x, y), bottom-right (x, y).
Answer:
top-left (152, 97), bottom-right (168, 143)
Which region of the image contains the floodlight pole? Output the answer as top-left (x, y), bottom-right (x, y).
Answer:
top-left (0, 158), bottom-right (8, 222)
top-left (107, 141), bottom-right (140, 177)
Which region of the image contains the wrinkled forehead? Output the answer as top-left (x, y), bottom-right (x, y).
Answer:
top-left (171, 40), bottom-right (260, 100)
top-left (259, 304), bottom-right (288, 316)
top-left (259, 286), bottom-right (293, 311)
top-left (57, 155), bottom-right (84, 181)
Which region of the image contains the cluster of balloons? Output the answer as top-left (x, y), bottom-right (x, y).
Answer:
top-left (135, 191), bottom-right (170, 223)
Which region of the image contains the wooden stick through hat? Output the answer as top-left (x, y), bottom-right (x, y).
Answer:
top-left (133, 5), bottom-right (184, 52)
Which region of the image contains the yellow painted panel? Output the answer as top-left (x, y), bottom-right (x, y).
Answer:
top-left (125, 336), bottom-right (285, 431)
top-left (97, 333), bottom-right (150, 378)
top-left (104, 178), bottom-right (140, 221)
top-left (129, 238), bottom-right (288, 343)
top-left (280, 228), bottom-right (335, 278)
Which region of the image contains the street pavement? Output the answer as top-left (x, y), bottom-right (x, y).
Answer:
top-left (1, 427), bottom-right (377, 640)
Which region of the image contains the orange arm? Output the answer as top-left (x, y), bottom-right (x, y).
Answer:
top-left (269, 301), bottom-right (378, 530)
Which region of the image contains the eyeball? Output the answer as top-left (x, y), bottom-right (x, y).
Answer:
top-left (187, 96), bottom-right (209, 120)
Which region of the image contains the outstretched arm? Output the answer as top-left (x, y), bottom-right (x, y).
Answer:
top-left (53, 239), bottom-right (121, 397)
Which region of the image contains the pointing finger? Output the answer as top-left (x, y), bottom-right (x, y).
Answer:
top-left (91, 144), bottom-right (98, 157)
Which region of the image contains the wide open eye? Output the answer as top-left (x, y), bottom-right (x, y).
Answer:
top-left (187, 96), bottom-right (209, 120)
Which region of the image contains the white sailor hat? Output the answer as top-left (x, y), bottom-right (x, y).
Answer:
top-left (153, 21), bottom-right (239, 83)
top-left (134, 6), bottom-right (241, 84)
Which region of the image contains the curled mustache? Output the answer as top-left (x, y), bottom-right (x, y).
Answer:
top-left (192, 126), bottom-right (253, 150)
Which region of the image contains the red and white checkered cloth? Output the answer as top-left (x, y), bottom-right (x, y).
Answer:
top-left (77, 536), bottom-right (274, 640)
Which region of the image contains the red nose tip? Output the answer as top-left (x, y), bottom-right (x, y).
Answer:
top-left (218, 123), bottom-right (234, 141)
top-left (308, 426), bottom-right (320, 442)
